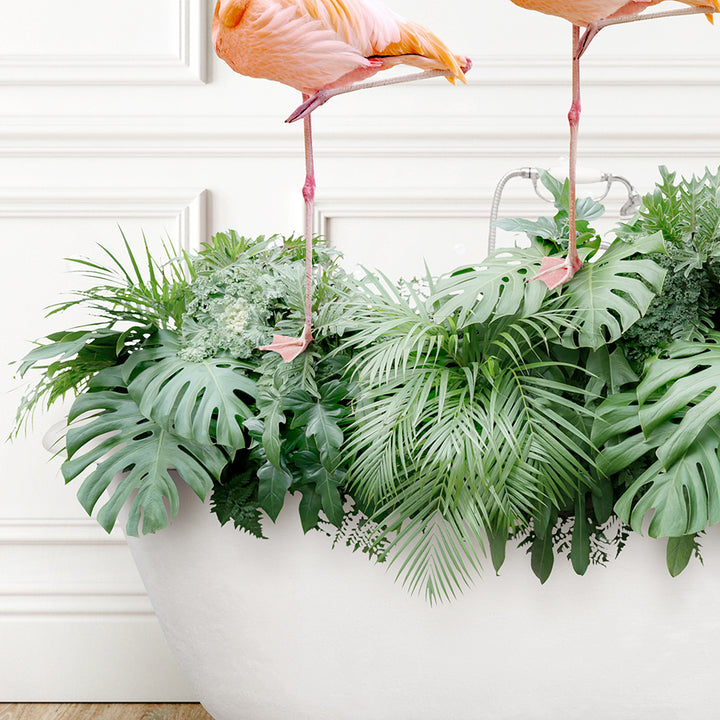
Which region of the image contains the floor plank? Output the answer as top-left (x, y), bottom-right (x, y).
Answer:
top-left (0, 705), bottom-right (215, 720)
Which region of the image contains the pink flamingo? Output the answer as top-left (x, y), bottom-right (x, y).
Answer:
top-left (213, 0), bottom-right (469, 361)
top-left (510, 0), bottom-right (719, 290)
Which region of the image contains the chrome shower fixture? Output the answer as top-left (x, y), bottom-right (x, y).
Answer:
top-left (487, 166), bottom-right (642, 253)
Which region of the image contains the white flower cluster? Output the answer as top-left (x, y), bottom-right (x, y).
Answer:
top-left (219, 297), bottom-right (250, 336)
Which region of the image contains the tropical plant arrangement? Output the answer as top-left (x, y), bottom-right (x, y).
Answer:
top-left (13, 165), bottom-right (720, 603)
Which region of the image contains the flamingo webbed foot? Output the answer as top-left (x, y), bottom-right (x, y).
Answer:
top-left (529, 254), bottom-right (583, 290)
top-left (286, 91), bottom-right (331, 123)
top-left (257, 323), bottom-right (314, 362)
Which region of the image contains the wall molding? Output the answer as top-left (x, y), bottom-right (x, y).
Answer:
top-left (0, 518), bottom-right (125, 546)
top-left (0, 586), bottom-right (153, 616)
top-left (470, 53), bottom-right (720, 87)
top-left (0, 187), bottom-right (208, 251)
top-left (1, 114), bottom-right (719, 159)
top-left (0, 519), bottom-right (151, 616)
top-left (314, 187), bottom-right (627, 240)
top-left (0, 0), bottom-right (207, 85)
top-left (0, 187), bottom-right (208, 618)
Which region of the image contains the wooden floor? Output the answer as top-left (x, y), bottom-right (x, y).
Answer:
top-left (0, 706), bottom-right (214, 720)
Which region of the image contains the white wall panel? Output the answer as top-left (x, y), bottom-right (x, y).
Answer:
top-left (2, 0), bottom-right (720, 705)
top-left (2, 188), bottom-right (207, 515)
top-left (317, 187), bottom-right (635, 277)
top-left (0, 0), bottom-right (207, 84)
top-left (0, 189), bottom-right (206, 700)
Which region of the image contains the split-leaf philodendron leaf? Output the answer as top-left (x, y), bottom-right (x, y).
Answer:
top-left (63, 368), bottom-right (227, 536)
top-left (123, 330), bottom-right (258, 448)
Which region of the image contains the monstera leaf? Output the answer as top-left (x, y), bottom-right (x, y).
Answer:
top-left (592, 392), bottom-right (665, 476)
top-left (62, 371), bottom-right (228, 536)
top-left (560, 233), bottom-right (667, 349)
top-left (597, 393), bottom-right (720, 537)
top-left (122, 330), bottom-right (257, 448)
top-left (594, 336), bottom-right (720, 538)
top-left (614, 419), bottom-right (720, 537)
top-left (431, 245), bottom-right (548, 327)
top-left (637, 334), bottom-right (720, 468)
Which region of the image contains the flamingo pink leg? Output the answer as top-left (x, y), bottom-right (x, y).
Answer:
top-left (531, 25), bottom-right (583, 290)
top-left (258, 95), bottom-right (315, 362)
top-left (531, 7), bottom-right (717, 290)
top-left (286, 59), bottom-right (472, 123)
top-left (577, 7), bottom-right (716, 59)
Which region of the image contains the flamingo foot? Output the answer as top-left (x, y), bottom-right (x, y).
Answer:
top-left (285, 58), bottom-right (474, 123)
top-left (529, 254), bottom-right (583, 290)
top-left (286, 90), bottom-right (332, 123)
top-left (257, 323), bottom-right (313, 363)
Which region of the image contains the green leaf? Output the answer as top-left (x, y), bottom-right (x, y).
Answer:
top-left (18, 328), bottom-right (121, 377)
top-left (533, 502), bottom-right (555, 541)
top-left (560, 233), bottom-right (667, 349)
top-left (637, 334), bottom-right (720, 468)
top-left (570, 495), bottom-right (590, 576)
top-left (62, 384), bottom-right (226, 536)
top-left (495, 217), bottom-right (559, 241)
top-left (531, 531), bottom-right (555, 584)
top-left (486, 526), bottom-right (508, 573)
top-left (590, 475), bottom-right (614, 525)
top-left (257, 389), bottom-right (286, 469)
top-left (311, 465), bottom-right (344, 528)
top-left (294, 449), bottom-right (345, 527)
top-left (257, 461), bottom-right (293, 522)
top-left (287, 380), bottom-right (347, 459)
top-left (586, 346), bottom-right (639, 397)
top-left (431, 245), bottom-right (548, 327)
top-left (666, 535), bottom-right (696, 577)
top-left (531, 504), bottom-right (557, 583)
top-left (615, 418), bottom-right (720, 537)
top-left (123, 330), bottom-right (257, 448)
top-left (298, 487), bottom-right (323, 533)
top-left (593, 392), bottom-right (665, 476)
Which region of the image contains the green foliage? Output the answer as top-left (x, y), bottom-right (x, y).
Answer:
top-left (15, 229), bottom-right (363, 541)
top-left (13, 234), bottom-right (187, 434)
top-left (179, 233), bottom-right (292, 361)
top-left (15, 164), bottom-right (720, 596)
top-left (430, 245), bottom-right (548, 327)
top-left (340, 269), bottom-right (599, 602)
top-left (250, 350), bottom-right (355, 530)
top-left (615, 166), bottom-right (720, 369)
top-left (495, 169), bottom-right (605, 258)
top-left (620, 255), bottom-right (714, 371)
top-left (618, 165), bottom-right (720, 260)
top-left (516, 513), bottom-right (630, 581)
top-left (597, 334), bottom-right (720, 538)
top-left (196, 234), bottom-right (363, 538)
top-left (210, 451), bottom-right (266, 538)
top-left (122, 330), bottom-right (257, 448)
top-left (51, 233), bottom-right (191, 331)
top-left (557, 233), bottom-right (667, 349)
top-left (492, 169), bottom-right (668, 350)
top-left (591, 169), bottom-right (720, 563)
top-left (666, 533), bottom-right (703, 577)
top-left (489, 165), bottom-right (720, 581)
top-left (62, 368), bottom-right (227, 537)
top-left (324, 502), bottom-right (390, 563)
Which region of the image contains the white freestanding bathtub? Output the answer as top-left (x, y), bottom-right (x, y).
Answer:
top-left (121, 475), bottom-right (720, 720)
